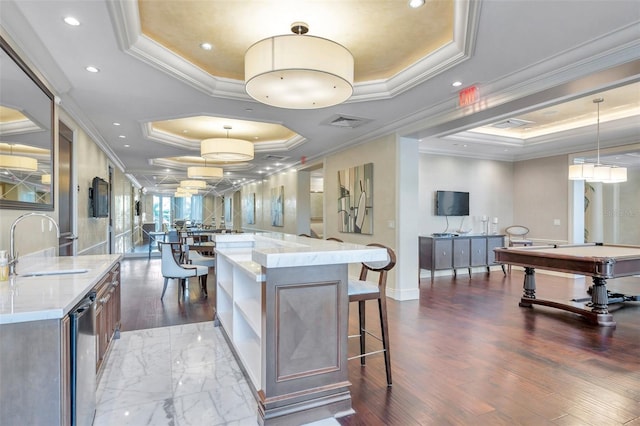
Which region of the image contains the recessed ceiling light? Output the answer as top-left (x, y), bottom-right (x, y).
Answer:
top-left (64, 16), bottom-right (80, 26)
top-left (408, 0), bottom-right (425, 8)
top-left (452, 81), bottom-right (462, 87)
top-left (124, 144), bottom-right (130, 148)
top-left (119, 135), bottom-right (126, 139)
top-left (113, 122), bottom-right (120, 126)
top-left (200, 42), bottom-right (213, 50)
top-left (85, 66), bottom-right (99, 73)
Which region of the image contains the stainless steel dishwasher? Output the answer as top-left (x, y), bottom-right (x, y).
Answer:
top-left (69, 291), bottom-right (97, 426)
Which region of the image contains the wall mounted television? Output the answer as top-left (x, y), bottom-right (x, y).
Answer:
top-left (90, 177), bottom-right (109, 218)
top-left (435, 190), bottom-right (469, 216)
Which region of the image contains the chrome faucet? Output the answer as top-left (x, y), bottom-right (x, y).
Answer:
top-left (9, 212), bottom-right (60, 276)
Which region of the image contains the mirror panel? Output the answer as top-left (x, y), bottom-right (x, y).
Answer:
top-left (0, 36), bottom-right (54, 210)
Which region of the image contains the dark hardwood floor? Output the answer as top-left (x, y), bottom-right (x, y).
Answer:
top-left (119, 257), bottom-right (215, 331)
top-left (119, 258), bottom-right (640, 425)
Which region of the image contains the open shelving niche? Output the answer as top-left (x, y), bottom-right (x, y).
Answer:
top-left (215, 250), bottom-right (264, 390)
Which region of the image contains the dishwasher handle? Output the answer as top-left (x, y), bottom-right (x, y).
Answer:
top-left (71, 291), bottom-right (96, 315)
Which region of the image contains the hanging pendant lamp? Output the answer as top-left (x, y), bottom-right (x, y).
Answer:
top-left (245, 22), bottom-right (354, 109)
top-left (569, 98), bottom-right (627, 183)
top-left (201, 125), bottom-right (254, 162)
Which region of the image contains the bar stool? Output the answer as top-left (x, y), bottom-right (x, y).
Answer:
top-left (348, 243), bottom-right (396, 386)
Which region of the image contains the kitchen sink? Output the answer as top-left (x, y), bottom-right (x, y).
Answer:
top-left (19, 268), bottom-right (89, 277)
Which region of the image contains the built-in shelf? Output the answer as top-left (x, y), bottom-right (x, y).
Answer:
top-left (234, 299), bottom-right (261, 337)
top-left (211, 232), bottom-right (388, 425)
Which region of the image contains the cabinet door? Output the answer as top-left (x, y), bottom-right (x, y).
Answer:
top-left (453, 239), bottom-right (470, 267)
top-left (95, 302), bottom-right (107, 371)
top-left (470, 238), bottom-right (486, 266)
top-left (486, 236), bottom-right (505, 265)
top-left (433, 239), bottom-right (452, 270)
top-left (94, 273), bottom-right (111, 371)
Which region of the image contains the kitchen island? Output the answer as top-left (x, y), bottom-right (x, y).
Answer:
top-left (0, 254), bottom-right (122, 425)
top-left (212, 233), bottom-right (387, 426)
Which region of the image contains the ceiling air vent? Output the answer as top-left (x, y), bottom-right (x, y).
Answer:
top-left (321, 114), bottom-right (372, 129)
top-left (491, 118), bottom-right (534, 129)
top-left (263, 154), bottom-right (288, 161)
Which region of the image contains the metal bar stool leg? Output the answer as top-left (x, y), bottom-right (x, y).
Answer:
top-left (358, 300), bottom-right (366, 366)
top-left (378, 296), bottom-right (392, 386)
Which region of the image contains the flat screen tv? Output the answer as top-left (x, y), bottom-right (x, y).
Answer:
top-left (91, 177), bottom-right (109, 218)
top-left (435, 190), bottom-right (469, 216)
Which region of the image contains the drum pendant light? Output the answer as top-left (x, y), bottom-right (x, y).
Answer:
top-left (245, 22), bottom-right (354, 109)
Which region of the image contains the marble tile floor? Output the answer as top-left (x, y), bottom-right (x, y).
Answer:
top-left (94, 321), bottom-right (340, 426)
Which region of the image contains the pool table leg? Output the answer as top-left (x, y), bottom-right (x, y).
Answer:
top-left (519, 267), bottom-right (536, 307)
top-left (590, 277), bottom-right (610, 314)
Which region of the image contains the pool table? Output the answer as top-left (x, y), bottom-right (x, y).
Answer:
top-left (494, 243), bottom-right (640, 326)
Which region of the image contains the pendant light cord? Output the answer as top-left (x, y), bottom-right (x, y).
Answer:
top-left (594, 98), bottom-right (603, 165)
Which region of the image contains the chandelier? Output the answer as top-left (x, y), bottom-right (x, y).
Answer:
top-left (201, 126), bottom-right (254, 162)
top-left (568, 98), bottom-right (627, 183)
top-left (245, 22), bottom-right (354, 109)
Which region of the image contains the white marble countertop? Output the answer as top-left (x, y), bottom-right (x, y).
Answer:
top-left (214, 232), bottom-right (387, 273)
top-left (0, 254), bottom-right (122, 325)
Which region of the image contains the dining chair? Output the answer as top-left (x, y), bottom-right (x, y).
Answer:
top-left (182, 237), bottom-right (215, 297)
top-left (505, 225), bottom-right (533, 273)
top-left (158, 242), bottom-right (208, 300)
top-left (348, 243), bottom-right (396, 386)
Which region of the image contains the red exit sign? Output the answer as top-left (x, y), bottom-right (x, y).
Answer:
top-left (459, 85), bottom-right (479, 107)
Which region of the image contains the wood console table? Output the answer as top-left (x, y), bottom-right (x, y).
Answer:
top-left (419, 234), bottom-right (505, 279)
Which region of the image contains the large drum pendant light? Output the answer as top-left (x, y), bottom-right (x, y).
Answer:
top-left (245, 22), bottom-right (354, 109)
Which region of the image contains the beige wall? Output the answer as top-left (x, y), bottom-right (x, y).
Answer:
top-left (513, 155), bottom-right (569, 242)
top-left (67, 114), bottom-right (110, 255)
top-left (240, 170), bottom-right (303, 235)
top-left (418, 153), bottom-right (571, 244)
top-left (419, 154), bottom-right (514, 236)
top-left (324, 135), bottom-right (397, 246)
top-left (325, 135), bottom-right (398, 285)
